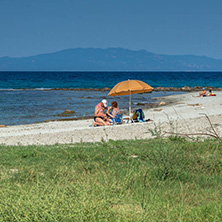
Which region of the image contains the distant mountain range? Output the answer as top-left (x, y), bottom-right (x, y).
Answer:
top-left (1, 48), bottom-right (222, 71)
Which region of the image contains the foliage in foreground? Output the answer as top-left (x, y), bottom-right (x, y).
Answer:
top-left (0, 138), bottom-right (222, 221)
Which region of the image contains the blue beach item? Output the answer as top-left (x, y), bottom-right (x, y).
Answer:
top-left (114, 114), bottom-right (123, 124)
top-left (132, 109), bottom-right (145, 122)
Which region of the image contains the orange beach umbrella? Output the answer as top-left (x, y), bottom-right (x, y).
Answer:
top-left (108, 79), bottom-right (153, 117)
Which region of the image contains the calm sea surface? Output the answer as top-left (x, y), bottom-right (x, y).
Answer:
top-left (1, 71), bottom-right (222, 125)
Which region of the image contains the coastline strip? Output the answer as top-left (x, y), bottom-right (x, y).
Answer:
top-left (1, 91), bottom-right (222, 146)
top-left (1, 86), bottom-right (222, 92)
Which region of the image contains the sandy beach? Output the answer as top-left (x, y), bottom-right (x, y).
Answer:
top-left (1, 91), bottom-right (222, 146)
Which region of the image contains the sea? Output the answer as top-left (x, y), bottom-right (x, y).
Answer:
top-left (1, 71), bottom-right (222, 126)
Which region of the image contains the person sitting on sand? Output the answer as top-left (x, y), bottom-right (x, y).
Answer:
top-left (199, 88), bottom-right (207, 97)
top-left (208, 89), bottom-right (216, 96)
top-left (106, 101), bottom-right (120, 122)
top-left (93, 99), bottom-right (111, 127)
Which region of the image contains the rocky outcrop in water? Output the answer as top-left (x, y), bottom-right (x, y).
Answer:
top-left (50, 86), bottom-right (222, 92)
top-left (58, 109), bottom-right (76, 116)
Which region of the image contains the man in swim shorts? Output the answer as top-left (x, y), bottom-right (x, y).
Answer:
top-left (93, 99), bottom-right (111, 127)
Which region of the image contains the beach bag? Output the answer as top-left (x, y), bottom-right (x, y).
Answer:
top-left (132, 109), bottom-right (145, 122)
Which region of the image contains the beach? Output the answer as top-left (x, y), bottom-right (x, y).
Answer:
top-left (1, 91), bottom-right (222, 146)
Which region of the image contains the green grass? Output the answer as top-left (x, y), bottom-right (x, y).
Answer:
top-left (0, 138), bottom-right (222, 221)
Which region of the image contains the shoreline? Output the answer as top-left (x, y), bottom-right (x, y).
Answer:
top-left (4, 94), bottom-right (176, 126)
top-left (1, 91), bottom-right (222, 145)
top-left (1, 86), bottom-right (222, 92)
top-left (1, 89), bottom-right (183, 126)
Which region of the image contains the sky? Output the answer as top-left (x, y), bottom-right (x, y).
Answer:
top-left (1, 0), bottom-right (222, 59)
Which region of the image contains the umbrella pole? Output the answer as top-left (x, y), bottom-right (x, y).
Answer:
top-left (129, 91), bottom-right (131, 121)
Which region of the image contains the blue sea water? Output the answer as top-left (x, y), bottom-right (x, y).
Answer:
top-left (1, 71), bottom-right (222, 89)
top-left (0, 71), bottom-right (222, 126)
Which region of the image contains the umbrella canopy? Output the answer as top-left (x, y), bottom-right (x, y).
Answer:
top-left (108, 80), bottom-right (153, 118)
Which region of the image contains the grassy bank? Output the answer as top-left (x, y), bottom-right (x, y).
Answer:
top-left (0, 138), bottom-right (222, 221)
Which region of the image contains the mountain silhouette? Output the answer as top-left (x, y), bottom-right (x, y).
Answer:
top-left (0, 48), bottom-right (222, 71)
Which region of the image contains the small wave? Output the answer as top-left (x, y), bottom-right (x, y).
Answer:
top-left (32, 88), bottom-right (52, 91)
top-left (0, 87), bottom-right (111, 91)
top-left (0, 88), bottom-right (53, 91)
top-left (51, 87), bottom-right (111, 91)
top-left (0, 88), bottom-right (23, 91)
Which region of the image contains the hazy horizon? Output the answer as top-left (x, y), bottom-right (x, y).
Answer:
top-left (1, 47), bottom-right (221, 60)
top-left (1, 0), bottom-right (222, 59)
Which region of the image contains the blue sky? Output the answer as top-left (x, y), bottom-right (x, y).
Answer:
top-left (1, 0), bottom-right (222, 59)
